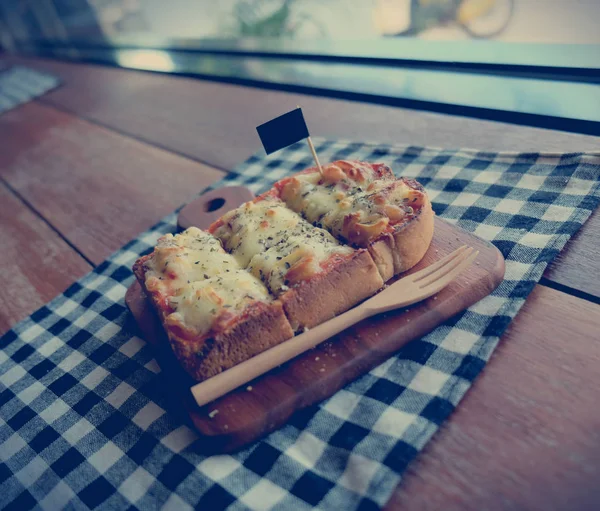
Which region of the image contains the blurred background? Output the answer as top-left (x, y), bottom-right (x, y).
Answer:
top-left (1, 0), bottom-right (599, 49)
top-left (1, 0), bottom-right (598, 134)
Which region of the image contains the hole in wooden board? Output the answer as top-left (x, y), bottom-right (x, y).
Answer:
top-left (204, 197), bottom-right (225, 212)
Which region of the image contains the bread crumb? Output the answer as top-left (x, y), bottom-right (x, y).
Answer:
top-left (224, 424), bottom-right (229, 430)
top-left (247, 386), bottom-right (253, 391)
top-left (319, 368), bottom-right (325, 372)
top-left (208, 409), bottom-right (219, 418)
top-left (433, 296), bottom-right (438, 300)
top-left (303, 326), bottom-right (310, 332)
top-left (315, 357), bottom-right (320, 361)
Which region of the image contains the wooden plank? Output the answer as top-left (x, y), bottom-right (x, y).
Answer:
top-left (0, 102), bottom-right (224, 265)
top-left (3, 56), bottom-right (599, 298)
top-left (0, 182), bottom-right (91, 335)
top-left (543, 207), bottom-right (600, 299)
top-left (386, 285), bottom-right (600, 511)
top-left (4, 56), bottom-right (600, 171)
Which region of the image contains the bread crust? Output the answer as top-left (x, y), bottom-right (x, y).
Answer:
top-left (133, 256), bottom-right (294, 382)
top-left (368, 196), bottom-right (435, 281)
top-left (168, 301), bottom-right (294, 381)
top-left (278, 249), bottom-right (383, 330)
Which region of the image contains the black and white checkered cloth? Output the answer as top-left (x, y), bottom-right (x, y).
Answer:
top-left (1, 140), bottom-right (599, 510)
top-left (0, 66), bottom-right (60, 115)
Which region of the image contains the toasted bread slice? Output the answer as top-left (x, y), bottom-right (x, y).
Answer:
top-left (133, 227), bottom-right (294, 381)
top-left (274, 161), bottom-right (434, 280)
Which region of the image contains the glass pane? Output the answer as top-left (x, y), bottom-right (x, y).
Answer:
top-left (92, 0), bottom-right (600, 44)
top-left (1, 1), bottom-right (599, 47)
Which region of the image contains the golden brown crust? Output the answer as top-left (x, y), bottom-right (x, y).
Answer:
top-left (368, 195), bottom-right (435, 280)
top-left (133, 253), bottom-right (294, 382)
top-left (367, 238), bottom-right (396, 283)
top-left (278, 250), bottom-right (384, 330)
top-left (168, 300), bottom-right (294, 381)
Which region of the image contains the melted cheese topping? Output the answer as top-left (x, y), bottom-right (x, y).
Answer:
top-left (165, 272), bottom-right (269, 337)
top-left (142, 227), bottom-right (270, 337)
top-left (280, 171), bottom-right (422, 246)
top-left (212, 198), bottom-right (353, 293)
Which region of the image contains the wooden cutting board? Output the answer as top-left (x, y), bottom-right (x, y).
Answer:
top-left (126, 187), bottom-right (505, 453)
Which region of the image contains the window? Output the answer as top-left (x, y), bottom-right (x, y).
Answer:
top-left (1, 1), bottom-right (598, 134)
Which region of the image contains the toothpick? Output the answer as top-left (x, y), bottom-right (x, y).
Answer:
top-left (307, 136), bottom-right (323, 176)
top-left (297, 105), bottom-right (323, 176)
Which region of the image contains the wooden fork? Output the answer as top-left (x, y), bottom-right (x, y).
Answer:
top-left (191, 246), bottom-right (478, 408)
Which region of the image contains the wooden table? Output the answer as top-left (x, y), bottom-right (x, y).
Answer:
top-left (1, 55), bottom-right (599, 511)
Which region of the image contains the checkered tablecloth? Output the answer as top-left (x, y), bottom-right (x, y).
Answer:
top-left (1, 140), bottom-right (599, 510)
top-left (0, 66), bottom-right (60, 115)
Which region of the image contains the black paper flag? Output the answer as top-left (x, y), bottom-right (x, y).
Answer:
top-left (256, 108), bottom-right (310, 155)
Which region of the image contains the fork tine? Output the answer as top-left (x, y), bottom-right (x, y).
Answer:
top-left (409, 246), bottom-right (470, 283)
top-left (417, 247), bottom-right (475, 288)
top-left (419, 250), bottom-right (479, 296)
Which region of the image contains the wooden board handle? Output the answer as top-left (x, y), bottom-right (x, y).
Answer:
top-left (178, 186), bottom-right (255, 231)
